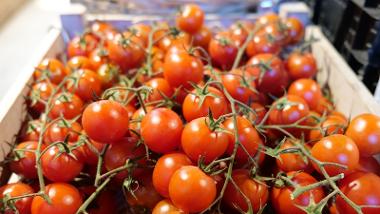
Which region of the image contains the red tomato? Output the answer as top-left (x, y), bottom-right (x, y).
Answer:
top-left (336, 172), bottom-right (380, 214)
top-left (169, 166), bottom-right (216, 213)
top-left (10, 141), bottom-right (45, 179)
top-left (256, 12), bottom-right (280, 26)
top-left (286, 52), bottom-right (317, 80)
top-left (66, 69), bottom-right (102, 102)
top-left (288, 78), bottom-right (323, 110)
top-left (223, 169), bottom-right (269, 212)
top-left (126, 174), bottom-right (163, 209)
top-left (80, 140), bottom-right (105, 165)
top-left (82, 100), bottom-right (130, 143)
top-left (104, 137), bottom-right (146, 180)
top-left (34, 58), bottom-right (68, 84)
top-left (314, 97), bottom-right (334, 115)
top-left (141, 108), bottom-right (183, 153)
top-left (152, 199), bottom-right (188, 214)
top-left (246, 53), bottom-right (287, 96)
top-left (192, 26), bottom-right (212, 50)
top-left (285, 17), bottom-right (304, 44)
top-left (182, 86), bottom-right (228, 121)
top-left (31, 183), bottom-right (82, 214)
top-left (153, 153), bottom-right (192, 198)
top-left (356, 156), bottom-right (380, 175)
top-left (0, 183), bottom-right (34, 214)
top-left (128, 106), bottom-right (154, 140)
top-left (43, 120), bottom-right (82, 144)
top-left (90, 21), bottom-right (117, 40)
top-left (311, 134), bottom-right (359, 176)
top-left (41, 145), bottom-right (84, 182)
top-left (276, 140), bottom-right (313, 173)
top-left (248, 102), bottom-right (267, 124)
top-left (308, 115), bottom-right (347, 142)
top-left (246, 33), bottom-right (282, 57)
top-left (130, 23), bottom-right (152, 47)
top-left (163, 51), bottom-right (203, 89)
top-left (258, 23), bottom-right (289, 45)
top-left (145, 78), bottom-right (174, 103)
top-left (209, 31), bottom-right (238, 70)
top-left (88, 48), bottom-right (110, 71)
top-left (66, 56), bottom-right (93, 71)
top-left (229, 21), bottom-right (254, 47)
top-left (223, 116), bottom-right (263, 164)
top-left (176, 4), bottom-right (204, 34)
top-left (96, 63), bottom-right (119, 89)
top-left (67, 33), bottom-right (99, 58)
top-left (22, 120), bottom-right (42, 141)
top-left (28, 81), bottom-right (56, 113)
top-left (345, 113), bottom-right (380, 156)
top-left (271, 171), bottom-right (325, 214)
top-left (181, 117), bottom-right (229, 163)
top-left (49, 93), bottom-right (84, 120)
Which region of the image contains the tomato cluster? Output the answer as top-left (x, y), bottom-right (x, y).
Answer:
top-left (2, 4), bottom-right (380, 214)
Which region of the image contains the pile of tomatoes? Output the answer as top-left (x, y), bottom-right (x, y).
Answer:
top-left (1, 3), bottom-right (380, 214)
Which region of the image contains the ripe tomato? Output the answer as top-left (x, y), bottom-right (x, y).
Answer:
top-left (43, 120), bottom-right (82, 144)
top-left (285, 17), bottom-right (304, 44)
top-left (126, 174), bottom-right (162, 209)
top-left (256, 12), bottom-right (280, 26)
top-left (246, 53), bottom-right (287, 96)
top-left (308, 115), bottom-right (347, 142)
top-left (41, 145), bottom-right (84, 182)
top-left (258, 23), bottom-right (288, 45)
top-left (345, 113), bottom-right (380, 156)
top-left (163, 51), bottom-right (203, 89)
top-left (104, 137), bottom-right (146, 180)
top-left (176, 4), bottom-right (204, 34)
top-left (223, 169), bottom-right (269, 212)
top-left (276, 140), bottom-right (313, 173)
top-left (153, 153), bottom-right (192, 198)
top-left (311, 134), bottom-right (359, 176)
top-left (336, 172), bottom-right (380, 214)
top-left (90, 21), bottom-right (117, 41)
top-left (169, 166), bottom-right (216, 213)
top-left (28, 81), bottom-right (56, 113)
top-left (107, 33), bottom-right (145, 72)
top-left (152, 199), bottom-right (187, 214)
top-left (356, 156), bottom-right (380, 175)
top-left (221, 68), bottom-right (259, 104)
top-left (82, 100), bottom-right (130, 143)
top-left (31, 183), bottom-right (82, 214)
top-left (145, 78), bottom-right (174, 103)
top-left (271, 171), bottom-right (325, 214)
top-left (67, 33), bottom-right (99, 58)
top-left (286, 52), bottom-right (317, 80)
top-left (130, 23), bottom-right (152, 47)
top-left (21, 120), bottom-right (42, 141)
top-left (128, 106), bottom-right (154, 140)
top-left (314, 97), bottom-right (333, 115)
top-left (181, 117), bottom-right (229, 163)
top-left (49, 92), bottom-right (83, 120)
top-left (10, 141), bottom-right (45, 179)
top-left (229, 21), bottom-right (254, 47)
top-left (223, 116), bottom-right (263, 164)
top-left (157, 33), bottom-right (190, 54)
top-left (96, 63), bottom-right (119, 89)
top-left (248, 102), bottom-right (267, 124)
top-left (80, 139), bottom-right (105, 165)
top-left (209, 31), bottom-right (238, 70)
top-left (66, 69), bottom-right (102, 102)
top-left (0, 183), bottom-right (34, 214)
top-left (182, 86), bottom-right (228, 121)
top-left (141, 108), bottom-right (183, 153)
top-left (192, 26), bottom-right (211, 50)
top-left (268, 95), bottom-right (310, 137)
top-left (88, 48), bottom-right (110, 71)
top-left (288, 78), bottom-right (323, 110)
top-left (246, 33), bottom-right (282, 57)
top-left (34, 58), bottom-right (68, 84)
top-left (66, 56), bottom-right (93, 71)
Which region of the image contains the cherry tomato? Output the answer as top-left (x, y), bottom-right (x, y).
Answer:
top-left (152, 199), bottom-right (188, 214)
top-left (153, 153), bottom-right (192, 198)
top-left (157, 33), bottom-right (190, 53)
top-left (66, 56), bottom-right (93, 71)
top-left (10, 141), bottom-right (45, 179)
top-left (246, 33), bottom-right (282, 57)
top-left (209, 31), bottom-right (238, 70)
top-left (22, 120), bottom-right (42, 141)
top-left (286, 52), bottom-right (317, 80)
top-left (276, 140), bottom-right (313, 173)
top-left (163, 51), bottom-right (203, 89)
top-left (88, 48), bottom-right (110, 71)
top-left (336, 172), bottom-right (380, 214)
top-left (345, 113), bottom-right (380, 156)
top-left (49, 92), bottom-right (83, 120)
top-left (181, 117), bottom-right (229, 163)
top-left (41, 145), bottom-right (84, 182)
top-left (314, 97), bottom-right (334, 115)
top-left (145, 78), bottom-right (174, 103)
top-left (311, 134), bottom-right (359, 176)
top-left (67, 33), bottom-right (99, 58)
top-left (43, 120), bottom-right (82, 144)
top-left (256, 12), bottom-right (280, 26)
top-left (258, 23), bottom-right (289, 45)
top-left (0, 183), bottom-right (34, 214)
top-left (223, 169), bottom-right (269, 213)
top-left (96, 63), bottom-right (119, 89)
top-left (285, 17), bottom-right (304, 44)
top-left (128, 106), bottom-right (154, 140)
top-left (288, 78), bottom-right (323, 110)
top-left (130, 23), bottom-right (152, 47)
top-left (229, 21), bottom-right (254, 47)
top-left (66, 69), bottom-right (102, 102)
top-left (223, 116), bottom-right (263, 164)
top-left (192, 26), bottom-right (211, 50)
top-left (246, 53), bottom-right (287, 96)
top-left (80, 140), bottom-right (105, 165)
top-left (248, 102), bottom-right (267, 125)
top-left (90, 21), bottom-right (116, 40)
top-left (356, 156), bottom-right (380, 175)
top-left (34, 58), bottom-right (68, 84)
top-left (82, 100), bottom-right (130, 143)
top-left (126, 174), bottom-right (162, 209)
top-left (182, 86), bottom-right (228, 122)
top-left (308, 115), bottom-right (347, 142)
top-left (271, 171), bottom-right (325, 214)
top-left (104, 137), bottom-right (146, 180)
top-left (176, 4), bottom-right (204, 34)
top-left (31, 183), bottom-right (82, 214)
top-left (141, 108), bottom-right (183, 153)
top-left (169, 166), bottom-right (216, 213)
top-left (28, 81), bottom-right (56, 113)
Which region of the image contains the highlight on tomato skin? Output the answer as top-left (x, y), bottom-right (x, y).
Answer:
top-left (5, 4), bottom-right (380, 214)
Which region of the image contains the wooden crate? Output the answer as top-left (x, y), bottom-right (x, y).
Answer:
top-left (0, 18), bottom-right (379, 178)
